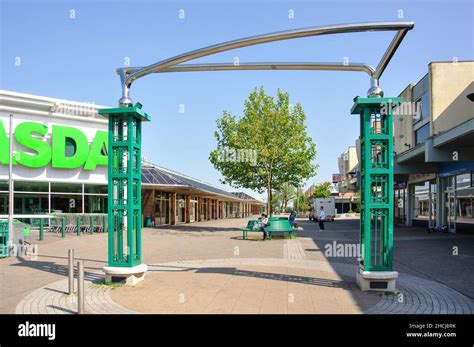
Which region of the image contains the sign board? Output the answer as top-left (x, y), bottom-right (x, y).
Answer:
top-left (0, 120), bottom-right (108, 171)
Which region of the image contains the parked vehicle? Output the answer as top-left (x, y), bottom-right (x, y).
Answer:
top-left (309, 197), bottom-right (336, 222)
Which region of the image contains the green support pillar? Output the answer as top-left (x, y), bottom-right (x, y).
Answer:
top-left (61, 217), bottom-right (66, 238)
top-left (351, 96), bottom-right (402, 292)
top-left (39, 218), bottom-right (44, 241)
top-left (89, 215), bottom-right (94, 234)
top-left (99, 103), bottom-right (150, 285)
top-left (77, 216), bottom-right (81, 236)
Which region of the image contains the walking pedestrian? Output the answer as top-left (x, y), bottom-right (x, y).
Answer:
top-left (318, 206), bottom-right (326, 231)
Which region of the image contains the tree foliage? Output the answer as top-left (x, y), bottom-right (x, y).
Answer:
top-left (209, 87), bottom-right (317, 214)
top-left (312, 182), bottom-right (332, 198)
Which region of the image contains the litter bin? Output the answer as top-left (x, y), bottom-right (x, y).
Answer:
top-left (145, 216), bottom-right (152, 228)
top-left (0, 219), bottom-right (9, 258)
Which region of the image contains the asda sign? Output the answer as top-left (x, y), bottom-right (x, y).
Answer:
top-left (0, 120), bottom-right (108, 171)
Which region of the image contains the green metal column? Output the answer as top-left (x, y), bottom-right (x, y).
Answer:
top-left (0, 220), bottom-right (8, 257)
top-left (99, 103), bottom-right (150, 268)
top-left (61, 217), bottom-right (66, 238)
top-left (351, 96), bottom-right (402, 272)
top-left (39, 218), bottom-right (44, 241)
top-left (77, 216), bottom-right (81, 236)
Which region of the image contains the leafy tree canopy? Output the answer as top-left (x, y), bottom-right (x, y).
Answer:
top-left (209, 87), bottom-right (317, 214)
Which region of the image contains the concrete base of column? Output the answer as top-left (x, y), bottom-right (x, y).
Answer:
top-left (103, 263), bottom-right (148, 286)
top-left (356, 267), bottom-right (398, 292)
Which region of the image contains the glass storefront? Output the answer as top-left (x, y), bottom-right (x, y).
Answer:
top-left (411, 179), bottom-right (436, 227)
top-left (445, 172), bottom-right (474, 226)
top-left (190, 197), bottom-right (197, 222)
top-left (154, 192), bottom-right (170, 225)
top-left (0, 180), bottom-right (107, 215)
top-left (176, 195), bottom-right (185, 223)
top-left (200, 198), bottom-right (207, 221)
top-left (394, 183), bottom-right (407, 224)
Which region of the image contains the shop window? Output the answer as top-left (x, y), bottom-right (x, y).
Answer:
top-left (456, 173), bottom-right (471, 189)
top-left (0, 194), bottom-right (8, 214)
top-left (84, 184), bottom-right (108, 194)
top-left (414, 91), bottom-right (430, 123)
top-left (14, 194), bottom-right (49, 214)
top-left (413, 181), bottom-right (430, 219)
top-left (0, 181), bottom-right (9, 192)
top-left (51, 182), bottom-right (82, 193)
top-left (14, 181), bottom-right (48, 192)
top-left (51, 195), bottom-right (82, 213)
top-left (415, 123), bottom-right (430, 145)
top-left (86, 195), bottom-right (107, 213)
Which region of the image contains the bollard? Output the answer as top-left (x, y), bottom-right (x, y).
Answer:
top-left (77, 261), bottom-right (84, 314)
top-left (76, 216), bottom-right (81, 236)
top-left (68, 249), bottom-right (74, 295)
top-left (39, 218), bottom-right (44, 241)
top-left (89, 215), bottom-right (94, 234)
top-left (61, 217), bottom-right (66, 238)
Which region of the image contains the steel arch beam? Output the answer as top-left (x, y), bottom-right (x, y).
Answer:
top-left (117, 21), bottom-right (414, 106)
top-left (121, 62), bottom-right (376, 75)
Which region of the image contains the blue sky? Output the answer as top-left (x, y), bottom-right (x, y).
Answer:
top-left (1, 0), bottom-right (473, 198)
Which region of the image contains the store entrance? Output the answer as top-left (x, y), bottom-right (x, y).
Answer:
top-left (445, 189), bottom-right (456, 233)
top-left (190, 200), bottom-right (197, 223)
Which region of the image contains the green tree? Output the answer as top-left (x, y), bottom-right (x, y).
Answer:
top-left (275, 183), bottom-right (296, 212)
top-left (293, 186), bottom-right (310, 213)
top-left (209, 87), bottom-right (317, 215)
top-left (351, 192), bottom-right (361, 213)
top-left (312, 182), bottom-right (332, 198)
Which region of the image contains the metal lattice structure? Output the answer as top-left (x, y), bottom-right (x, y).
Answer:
top-left (103, 21), bottom-right (414, 277)
top-left (99, 104), bottom-right (150, 267)
top-left (351, 97), bottom-right (403, 271)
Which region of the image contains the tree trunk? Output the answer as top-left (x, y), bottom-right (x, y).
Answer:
top-left (267, 181), bottom-right (272, 216)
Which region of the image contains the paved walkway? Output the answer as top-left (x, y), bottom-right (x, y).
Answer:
top-left (3, 217), bottom-right (474, 314)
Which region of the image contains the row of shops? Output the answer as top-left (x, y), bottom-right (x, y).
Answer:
top-left (394, 165), bottom-right (474, 232)
top-left (0, 90), bottom-right (265, 227)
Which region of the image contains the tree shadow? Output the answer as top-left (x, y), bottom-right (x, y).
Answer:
top-left (196, 267), bottom-right (345, 288)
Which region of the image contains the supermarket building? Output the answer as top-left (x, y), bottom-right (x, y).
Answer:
top-left (0, 90), bottom-right (264, 226)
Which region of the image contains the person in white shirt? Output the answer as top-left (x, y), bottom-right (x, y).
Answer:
top-left (260, 213), bottom-right (269, 240)
top-left (319, 207), bottom-right (326, 231)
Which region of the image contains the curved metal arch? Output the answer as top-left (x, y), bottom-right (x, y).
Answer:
top-left (122, 62), bottom-right (376, 76)
top-left (117, 21), bottom-right (414, 106)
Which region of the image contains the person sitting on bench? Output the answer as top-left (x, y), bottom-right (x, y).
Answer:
top-left (289, 210), bottom-right (298, 228)
top-left (260, 213), bottom-right (269, 240)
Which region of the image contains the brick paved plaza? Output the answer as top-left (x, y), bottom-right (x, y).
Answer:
top-left (2, 217), bottom-right (473, 314)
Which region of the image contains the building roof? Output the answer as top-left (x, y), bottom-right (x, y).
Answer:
top-left (142, 162), bottom-right (263, 202)
top-left (231, 192), bottom-right (257, 200)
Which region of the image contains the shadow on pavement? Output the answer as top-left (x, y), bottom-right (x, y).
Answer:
top-left (11, 257), bottom-right (104, 284)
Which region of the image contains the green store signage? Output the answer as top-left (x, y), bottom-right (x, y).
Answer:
top-left (0, 119), bottom-right (108, 170)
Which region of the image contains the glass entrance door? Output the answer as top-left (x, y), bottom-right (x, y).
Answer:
top-left (445, 190), bottom-right (456, 233)
top-left (190, 200), bottom-right (197, 223)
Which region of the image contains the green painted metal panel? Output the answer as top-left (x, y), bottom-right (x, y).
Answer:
top-left (352, 96), bottom-right (401, 272)
top-left (99, 103), bottom-right (149, 267)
